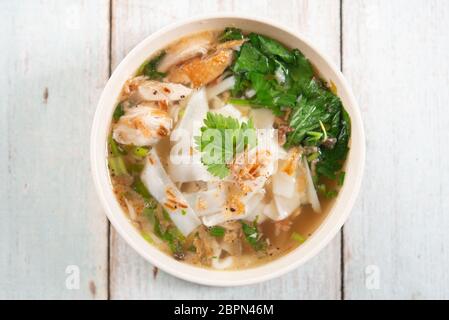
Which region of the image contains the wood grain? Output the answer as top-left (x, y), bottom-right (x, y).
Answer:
top-left (342, 0), bottom-right (449, 299)
top-left (109, 0), bottom-right (342, 299)
top-left (0, 0), bottom-right (110, 299)
top-left (4, 0), bottom-right (447, 300)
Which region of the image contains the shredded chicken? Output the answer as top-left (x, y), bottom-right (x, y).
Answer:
top-left (113, 106), bottom-right (172, 146)
top-left (193, 226), bottom-right (216, 265)
top-left (274, 219), bottom-right (293, 237)
top-left (157, 31), bottom-right (216, 72)
top-left (167, 49), bottom-right (234, 88)
top-left (216, 39), bottom-right (246, 51)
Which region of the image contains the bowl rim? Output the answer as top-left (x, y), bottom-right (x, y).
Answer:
top-left (90, 13), bottom-right (365, 286)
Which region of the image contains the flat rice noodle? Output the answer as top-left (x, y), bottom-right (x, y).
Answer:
top-left (201, 191), bottom-right (265, 227)
top-left (250, 108), bottom-right (275, 129)
top-left (303, 157), bottom-right (321, 213)
top-left (263, 200), bottom-right (279, 220)
top-left (206, 76), bottom-right (235, 100)
top-left (211, 242), bottom-right (234, 270)
top-left (212, 103), bottom-right (246, 120)
top-left (274, 193), bottom-right (301, 220)
top-left (272, 171), bottom-right (296, 198)
top-left (183, 186), bottom-right (227, 217)
top-left (168, 88), bottom-right (216, 182)
top-left (141, 148), bottom-right (201, 236)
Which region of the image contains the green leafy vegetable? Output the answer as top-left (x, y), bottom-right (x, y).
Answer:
top-left (316, 109), bottom-right (351, 180)
top-left (285, 80), bottom-right (342, 147)
top-left (241, 221), bottom-right (266, 251)
top-left (195, 112), bottom-right (257, 178)
top-left (219, 27), bottom-right (244, 42)
top-left (233, 43), bottom-right (273, 74)
top-left (138, 51), bottom-right (166, 80)
top-left (283, 77), bottom-right (350, 187)
top-left (209, 226), bottom-right (225, 237)
top-left (289, 49), bottom-right (315, 85)
top-left (229, 36), bottom-right (315, 115)
top-left (248, 33), bottom-right (294, 63)
top-left (225, 28), bottom-right (351, 191)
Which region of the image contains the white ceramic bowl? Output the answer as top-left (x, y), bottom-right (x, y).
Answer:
top-left (91, 14), bottom-right (365, 286)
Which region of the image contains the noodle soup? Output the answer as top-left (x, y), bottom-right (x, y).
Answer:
top-left (107, 28), bottom-right (350, 270)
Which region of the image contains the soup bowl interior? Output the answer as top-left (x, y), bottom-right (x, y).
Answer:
top-left (90, 14), bottom-right (365, 286)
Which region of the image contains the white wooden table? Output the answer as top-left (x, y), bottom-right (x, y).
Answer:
top-left (1, 0), bottom-right (448, 300)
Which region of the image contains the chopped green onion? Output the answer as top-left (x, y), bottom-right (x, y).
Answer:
top-left (178, 108), bottom-right (186, 119)
top-left (127, 163), bottom-right (145, 174)
top-left (319, 120), bottom-right (328, 141)
top-left (162, 209), bottom-right (172, 221)
top-left (108, 157), bottom-right (128, 176)
top-left (108, 135), bottom-right (124, 156)
top-left (133, 146), bottom-right (149, 157)
top-left (113, 103), bottom-right (124, 121)
top-left (307, 152), bottom-right (320, 161)
top-left (325, 190), bottom-right (338, 198)
top-left (338, 171), bottom-right (346, 186)
top-left (304, 131), bottom-right (323, 145)
top-left (291, 232), bottom-right (306, 244)
top-left (142, 206), bottom-right (156, 225)
top-left (317, 184), bottom-right (326, 194)
top-left (209, 226), bottom-right (225, 237)
top-left (241, 221), bottom-right (266, 251)
top-left (141, 232), bottom-right (154, 244)
top-left (152, 214), bottom-right (185, 256)
top-left (228, 98), bottom-right (252, 106)
top-left (132, 177), bottom-right (152, 200)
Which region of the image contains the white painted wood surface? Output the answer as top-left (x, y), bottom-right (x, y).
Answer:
top-left (1, 0), bottom-right (449, 299)
top-left (109, 0), bottom-right (342, 300)
top-left (342, 0), bottom-right (449, 299)
top-left (0, 0), bottom-right (110, 299)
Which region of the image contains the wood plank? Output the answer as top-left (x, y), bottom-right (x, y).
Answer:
top-left (0, 0), bottom-right (110, 299)
top-left (343, 0), bottom-right (449, 299)
top-left (109, 0), bottom-right (342, 299)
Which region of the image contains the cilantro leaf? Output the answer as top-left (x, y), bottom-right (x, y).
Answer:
top-left (138, 51), bottom-right (166, 80)
top-left (241, 221), bottom-right (266, 251)
top-left (209, 226), bottom-right (225, 237)
top-left (195, 112), bottom-right (257, 179)
top-left (219, 27), bottom-right (244, 42)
